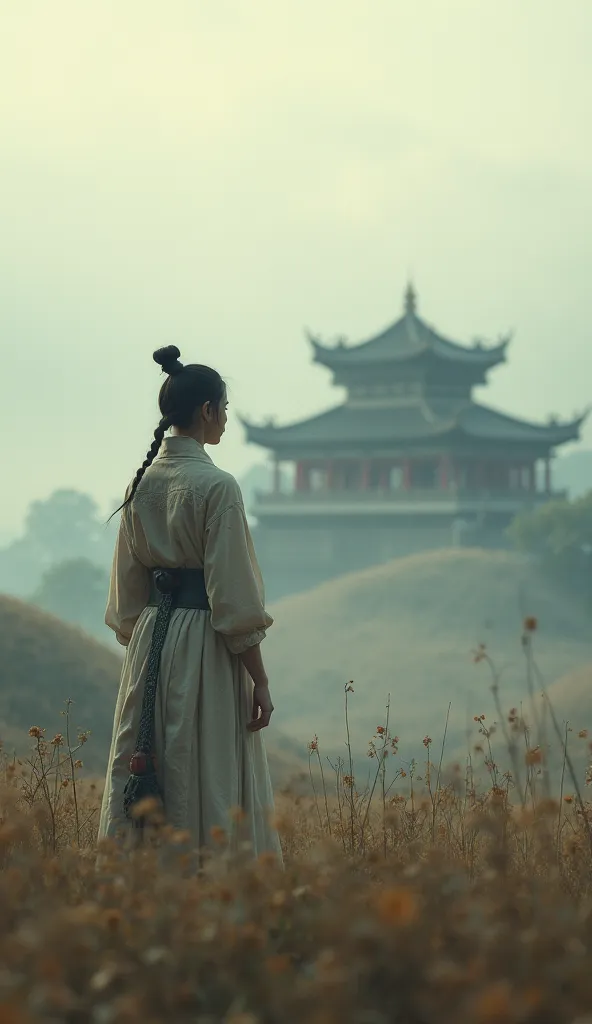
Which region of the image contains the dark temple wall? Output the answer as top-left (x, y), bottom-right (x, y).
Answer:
top-left (252, 515), bottom-right (511, 603)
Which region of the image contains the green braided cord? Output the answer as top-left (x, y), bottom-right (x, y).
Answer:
top-left (135, 591), bottom-right (173, 754)
top-left (123, 590), bottom-right (173, 824)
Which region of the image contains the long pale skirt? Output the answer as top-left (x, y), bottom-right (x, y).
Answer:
top-left (98, 606), bottom-right (282, 860)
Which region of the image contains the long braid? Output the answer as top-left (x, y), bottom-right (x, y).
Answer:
top-left (110, 416), bottom-right (171, 519)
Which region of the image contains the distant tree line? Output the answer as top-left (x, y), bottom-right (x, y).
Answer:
top-left (32, 558), bottom-right (111, 640)
top-left (508, 490), bottom-right (592, 603)
top-left (0, 489), bottom-right (116, 643)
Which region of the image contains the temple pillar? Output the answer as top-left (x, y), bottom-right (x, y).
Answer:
top-left (529, 463), bottom-right (536, 492)
top-left (272, 456), bottom-right (281, 494)
top-left (361, 459), bottom-right (371, 490)
top-left (327, 460), bottom-right (335, 491)
top-left (403, 459), bottom-right (411, 490)
top-left (439, 454), bottom-right (450, 491)
top-left (295, 462), bottom-right (306, 492)
top-left (544, 456), bottom-right (551, 494)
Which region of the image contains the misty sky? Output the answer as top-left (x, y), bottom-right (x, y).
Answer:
top-left (2, 0), bottom-right (591, 539)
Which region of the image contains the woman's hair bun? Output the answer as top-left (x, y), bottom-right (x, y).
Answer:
top-left (153, 345), bottom-right (184, 376)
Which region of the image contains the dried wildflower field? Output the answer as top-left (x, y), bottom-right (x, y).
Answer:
top-left (2, 626), bottom-right (592, 1023)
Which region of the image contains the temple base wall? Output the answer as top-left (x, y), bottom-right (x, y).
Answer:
top-left (252, 514), bottom-right (512, 603)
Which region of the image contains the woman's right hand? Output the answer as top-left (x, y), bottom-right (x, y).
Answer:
top-left (247, 683), bottom-right (274, 732)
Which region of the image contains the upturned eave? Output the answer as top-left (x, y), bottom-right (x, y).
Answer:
top-left (240, 402), bottom-right (587, 456)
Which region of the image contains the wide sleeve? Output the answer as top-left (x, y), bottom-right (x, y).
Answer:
top-left (105, 513), bottom-right (151, 647)
top-left (203, 491), bottom-right (273, 656)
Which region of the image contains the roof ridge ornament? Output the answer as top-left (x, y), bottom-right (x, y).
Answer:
top-left (404, 281), bottom-right (417, 316)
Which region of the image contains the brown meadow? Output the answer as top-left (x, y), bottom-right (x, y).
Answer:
top-left (1, 623), bottom-right (592, 1022)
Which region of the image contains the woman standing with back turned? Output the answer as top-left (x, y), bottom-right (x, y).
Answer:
top-left (98, 346), bottom-right (282, 861)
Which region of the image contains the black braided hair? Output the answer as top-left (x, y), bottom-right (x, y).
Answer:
top-left (110, 345), bottom-right (225, 519)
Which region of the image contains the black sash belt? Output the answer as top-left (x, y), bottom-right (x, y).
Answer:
top-left (147, 567), bottom-right (210, 610)
top-left (123, 568), bottom-right (210, 827)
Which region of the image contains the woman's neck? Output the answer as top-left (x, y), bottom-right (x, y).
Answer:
top-left (171, 426), bottom-right (206, 446)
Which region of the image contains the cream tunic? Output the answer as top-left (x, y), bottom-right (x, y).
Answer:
top-left (98, 435), bottom-right (282, 859)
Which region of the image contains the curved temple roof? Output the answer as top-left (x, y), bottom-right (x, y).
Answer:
top-left (309, 287), bottom-right (510, 371)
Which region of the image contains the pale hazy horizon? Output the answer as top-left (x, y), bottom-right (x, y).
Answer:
top-left (2, 0), bottom-right (591, 538)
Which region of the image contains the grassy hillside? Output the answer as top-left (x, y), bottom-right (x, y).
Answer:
top-left (6, 546), bottom-right (588, 792)
top-left (0, 595), bottom-right (305, 786)
top-left (546, 661), bottom-right (592, 726)
top-left (0, 595), bottom-right (122, 769)
top-left (264, 548), bottom-right (592, 762)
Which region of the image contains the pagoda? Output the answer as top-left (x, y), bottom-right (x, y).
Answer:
top-left (242, 285), bottom-right (585, 599)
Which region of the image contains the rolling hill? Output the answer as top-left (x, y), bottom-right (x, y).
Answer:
top-left (0, 596), bottom-right (306, 787)
top-left (545, 662), bottom-right (592, 730)
top-left (0, 595), bottom-right (122, 769)
top-left (263, 549), bottom-right (592, 765)
top-left (5, 544), bottom-right (590, 792)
